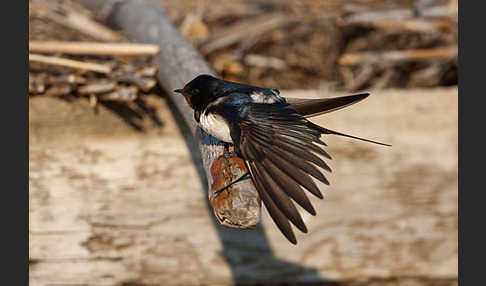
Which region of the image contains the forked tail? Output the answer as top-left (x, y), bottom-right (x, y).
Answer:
top-left (309, 123), bottom-right (391, 147)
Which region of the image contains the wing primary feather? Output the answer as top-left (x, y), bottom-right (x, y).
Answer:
top-left (248, 128), bottom-right (273, 147)
top-left (265, 148), bottom-right (323, 199)
top-left (271, 145), bottom-right (330, 185)
top-left (253, 162), bottom-right (308, 233)
top-left (248, 162), bottom-right (297, 244)
top-left (261, 159), bottom-right (317, 216)
top-left (248, 134), bottom-right (272, 149)
top-left (276, 128), bottom-right (321, 144)
top-left (276, 134), bottom-right (332, 160)
top-left (273, 124), bottom-right (322, 136)
top-left (273, 138), bottom-right (332, 173)
top-left (245, 141), bottom-right (261, 160)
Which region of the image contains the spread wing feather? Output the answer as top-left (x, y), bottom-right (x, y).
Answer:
top-left (272, 139), bottom-right (332, 172)
top-left (260, 159), bottom-right (317, 216)
top-left (275, 134), bottom-right (332, 160)
top-left (253, 162), bottom-right (308, 233)
top-left (248, 161), bottom-right (297, 244)
top-left (234, 102), bottom-right (332, 244)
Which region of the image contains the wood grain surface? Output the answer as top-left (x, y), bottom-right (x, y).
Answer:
top-left (29, 88), bottom-right (458, 286)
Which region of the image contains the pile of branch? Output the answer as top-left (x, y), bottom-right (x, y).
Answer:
top-left (30, 0), bottom-right (458, 97)
top-left (29, 0), bottom-right (160, 107)
top-left (161, 0), bottom-right (457, 90)
top-left (173, 8), bottom-right (342, 90)
top-left (29, 42), bottom-right (159, 106)
top-left (337, 0), bottom-right (458, 90)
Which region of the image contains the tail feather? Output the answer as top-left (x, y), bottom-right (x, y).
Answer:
top-left (287, 93), bottom-right (370, 118)
top-left (309, 123), bottom-right (391, 147)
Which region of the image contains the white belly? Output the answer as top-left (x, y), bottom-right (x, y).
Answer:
top-left (199, 112), bottom-right (233, 143)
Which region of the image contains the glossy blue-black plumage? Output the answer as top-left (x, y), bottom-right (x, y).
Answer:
top-left (176, 74), bottom-right (389, 245)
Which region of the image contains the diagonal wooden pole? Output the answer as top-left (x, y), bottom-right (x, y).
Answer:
top-left (76, 0), bottom-right (261, 227)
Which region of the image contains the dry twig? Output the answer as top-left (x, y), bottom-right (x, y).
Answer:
top-left (45, 84), bottom-right (72, 96)
top-left (199, 13), bottom-right (291, 55)
top-left (98, 86), bottom-right (138, 102)
top-left (344, 5), bottom-right (457, 25)
top-left (29, 53), bottom-right (112, 74)
top-left (347, 18), bottom-right (454, 33)
top-left (43, 5), bottom-right (121, 41)
top-left (111, 71), bottom-right (157, 92)
top-left (29, 41), bottom-right (160, 56)
top-left (77, 80), bottom-right (117, 94)
top-left (338, 47), bottom-right (457, 65)
top-left (244, 54), bottom-right (287, 70)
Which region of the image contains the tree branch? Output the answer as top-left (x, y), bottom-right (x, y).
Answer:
top-left (75, 0), bottom-right (261, 228)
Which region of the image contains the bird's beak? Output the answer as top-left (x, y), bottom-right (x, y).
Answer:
top-left (174, 87), bottom-right (193, 108)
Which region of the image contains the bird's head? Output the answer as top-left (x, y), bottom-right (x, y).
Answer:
top-left (174, 74), bottom-right (219, 110)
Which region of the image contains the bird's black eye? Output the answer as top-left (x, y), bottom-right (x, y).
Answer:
top-left (193, 88), bottom-right (199, 94)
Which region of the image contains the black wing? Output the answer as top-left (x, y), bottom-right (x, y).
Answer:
top-left (230, 101), bottom-right (332, 244)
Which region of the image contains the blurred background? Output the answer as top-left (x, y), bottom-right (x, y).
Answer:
top-left (29, 0), bottom-right (458, 285)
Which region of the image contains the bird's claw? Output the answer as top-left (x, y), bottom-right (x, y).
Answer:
top-left (223, 143), bottom-right (236, 159)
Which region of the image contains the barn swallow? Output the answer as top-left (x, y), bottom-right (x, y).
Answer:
top-left (175, 74), bottom-right (390, 244)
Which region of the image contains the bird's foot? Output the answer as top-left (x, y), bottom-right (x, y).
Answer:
top-left (223, 143), bottom-right (236, 159)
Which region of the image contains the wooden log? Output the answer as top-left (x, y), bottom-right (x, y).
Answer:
top-left (29, 88), bottom-right (458, 285)
top-left (29, 41), bottom-right (160, 56)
